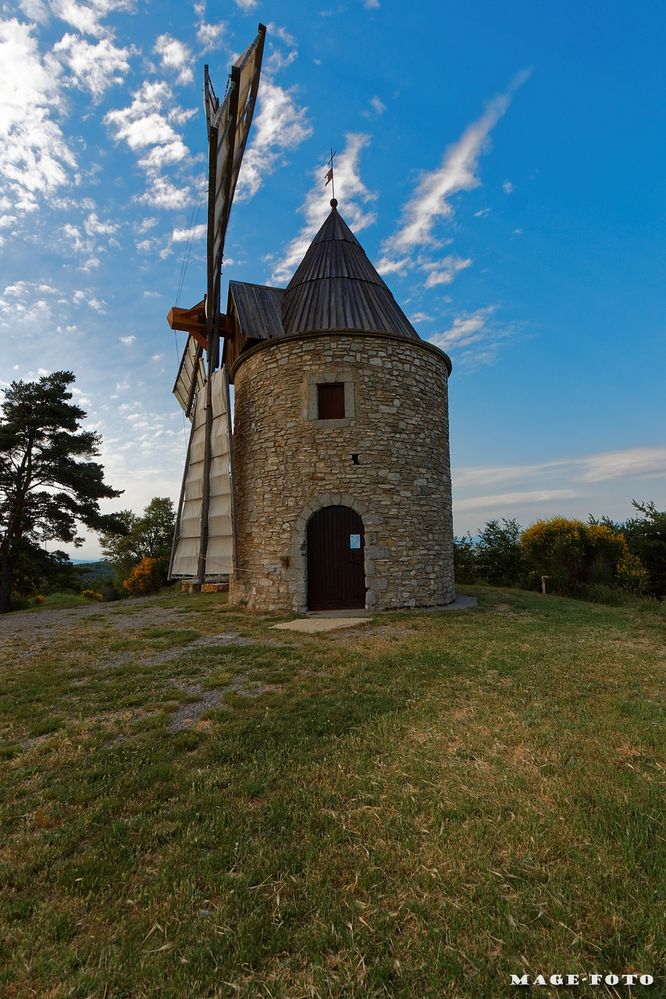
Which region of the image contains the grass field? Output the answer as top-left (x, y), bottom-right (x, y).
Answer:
top-left (0, 587), bottom-right (663, 998)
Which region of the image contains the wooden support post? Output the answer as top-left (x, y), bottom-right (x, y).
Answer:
top-left (195, 327), bottom-right (218, 584)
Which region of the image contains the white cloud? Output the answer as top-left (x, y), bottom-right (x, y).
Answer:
top-left (236, 79), bottom-right (313, 202)
top-left (137, 140), bottom-right (188, 171)
top-left (84, 210), bottom-right (118, 236)
top-left (50, 0), bottom-right (135, 38)
top-left (364, 0), bottom-right (380, 8)
top-left (137, 175), bottom-right (191, 210)
top-left (3, 280), bottom-right (29, 298)
top-left (50, 33), bottom-right (133, 98)
top-left (271, 132), bottom-right (377, 285)
top-left (19, 0), bottom-right (50, 24)
top-left (379, 69), bottom-right (530, 286)
top-left (423, 255), bottom-right (472, 288)
top-left (502, 179), bottom-right (514, 194)
top-left (120, 334), bottom-right (136, 344)
top-left (143, 290), bottom-right (161, 298)
top-left (0, 19), bottom-right (76, 212)
top-left (154, 34), bottom-right (193, 86)
top-left (369, 95), bottom-right (385, 115)
top-left (233, 0), bottom-right (257, 9)
top-left (105, 81), bottom-right (181, 149)
top-left (171, 223), bottom-right (206, 242)
top-left (196, 18), bottom-right (225, 53)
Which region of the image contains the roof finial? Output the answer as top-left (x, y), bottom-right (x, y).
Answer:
top-left (325, 148), bottom-right (336, 203)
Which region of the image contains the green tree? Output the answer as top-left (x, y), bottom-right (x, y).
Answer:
top-left (453, 532), bottom-right (479, 584)
top-left (621, 501), bottom-right (666, 598)
top-left (476, 518), bottom-right (524, 586)
top-left (0, 371), bottom-right (124, 613)
top-left (100, 496), bottom-right (175, 588)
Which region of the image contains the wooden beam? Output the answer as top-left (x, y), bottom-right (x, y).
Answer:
top-left (167, 301), bottom-right (231, 349)
top-left (167, 300), bottom-right (208, 349)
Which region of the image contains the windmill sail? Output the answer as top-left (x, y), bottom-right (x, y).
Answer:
top-left (170, 369), bottom-right (234, 578)
top-left (206, 25), bottom-right (266, 323)
top-left (173, 336), bottom-right (205, 419)
top-left (167, 24), bottom-right (266, 584)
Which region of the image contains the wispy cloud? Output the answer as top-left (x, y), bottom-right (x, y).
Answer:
top-left (427, 305), bottom-right (517, 367)
top-left (452, 446), bottom-right (666, 532)
top-left (368, 95), bottom-right (385, 116)
top-left (455, 448), bottom-right (666, 490)
top-left (270, 132), bottom-right (377, 285)
top-left (456, 489), bottom-right (579, 512)
top-left (193, 2), bottom-right (225, 54)
top-left (104, 80), bottom-right (195, 209)
top-left (378, 69), bottom-right (530, 287)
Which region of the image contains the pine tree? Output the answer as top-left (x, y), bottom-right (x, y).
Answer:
top-left (0, 371), bottom-right (124, 613)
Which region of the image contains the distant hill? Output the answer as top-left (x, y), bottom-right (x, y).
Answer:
top-left (75, 560), bottom-right (114, 586)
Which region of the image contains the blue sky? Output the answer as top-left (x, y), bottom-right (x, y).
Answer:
top-left (1, 0), bottom-right (664, 558)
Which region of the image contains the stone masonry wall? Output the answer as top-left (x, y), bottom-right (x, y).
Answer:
top-left (228, 332), bottom-right (454, 613)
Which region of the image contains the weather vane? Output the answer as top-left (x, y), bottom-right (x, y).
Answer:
top-left (325, 148), bottom-right (336, 201)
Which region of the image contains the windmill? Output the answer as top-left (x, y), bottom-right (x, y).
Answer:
top-left (167, 24), bottom-right (266, 586)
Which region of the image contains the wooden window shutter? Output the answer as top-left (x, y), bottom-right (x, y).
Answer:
top-left (317, 383), bottom-right (345, 419)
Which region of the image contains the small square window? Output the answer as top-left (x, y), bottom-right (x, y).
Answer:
top-left (317, 382), bottom-right (345, 420)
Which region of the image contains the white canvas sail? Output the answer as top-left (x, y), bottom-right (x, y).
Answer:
top-left (173, 336), bottom-right (206, 418)
top-left (170, 367), bottom-right (234, 579)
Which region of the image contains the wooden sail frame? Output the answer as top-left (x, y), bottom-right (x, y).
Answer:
top-left (167, 23), bottom-right (266, 584)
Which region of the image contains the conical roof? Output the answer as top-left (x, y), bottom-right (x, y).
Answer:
top-left (282, 200), bottom-right (419, 340)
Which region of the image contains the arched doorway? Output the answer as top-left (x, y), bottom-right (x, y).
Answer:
top-left (307, 506), bottom-right (366, 611)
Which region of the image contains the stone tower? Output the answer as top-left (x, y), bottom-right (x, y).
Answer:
top-left (224, 200), bottom-right (454, 613)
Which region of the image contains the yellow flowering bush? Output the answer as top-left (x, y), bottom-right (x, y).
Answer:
top-left (122, 557), bottom-right (163, 596)
top-left (521, 518), bottom-right (648, 595)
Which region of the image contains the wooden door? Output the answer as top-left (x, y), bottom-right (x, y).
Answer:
top-left (307, 506), bottom-right (365, 611)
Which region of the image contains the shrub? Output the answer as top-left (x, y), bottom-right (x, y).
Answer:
top-left (81, 589), bottom-right (104, 602)
top-left (521, 518), bottom-right (648, 596)
top-left (122, 557), bottom-right (165, 597)
top-left (33, 594), bottom-right (46, 605)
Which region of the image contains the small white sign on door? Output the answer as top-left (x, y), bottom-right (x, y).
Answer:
top-left (349, 534), bottom-right (361, 549)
